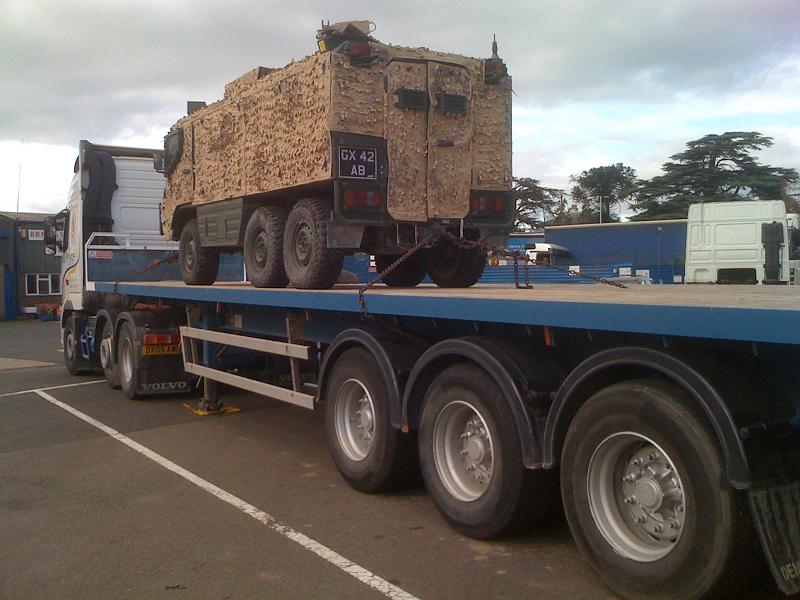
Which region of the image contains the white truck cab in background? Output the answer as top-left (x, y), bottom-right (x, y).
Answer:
top-left (684, 199), bottom-right (800, 285)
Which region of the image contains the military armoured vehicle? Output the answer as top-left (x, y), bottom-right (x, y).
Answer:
top-left (160, 21), bottom-right (512, 289)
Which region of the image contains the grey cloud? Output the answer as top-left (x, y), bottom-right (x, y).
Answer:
top-left (1, 0), bottom-right (798, 144)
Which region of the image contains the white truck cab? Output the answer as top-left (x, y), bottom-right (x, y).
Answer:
top-left (46, 141), bottom-right (169, 312)
top-left (684, 199), bottom-right (800, 285)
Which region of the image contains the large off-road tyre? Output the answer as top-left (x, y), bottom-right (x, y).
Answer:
top-left (179, 218), bottom-right (219, 285)
top-left (426, 238), bottom-right (486, 288)
top-left (324, 348), bottom-right (418, 493)
top-left (244, 206), bottom-right (289, 288)
top-left (561, 380), bottom-right (758, 600)
top-left (99, 319), bottom-right (120, 388)
top-left (118, 322), bottom-right (141, 400)
top-left (419, 364), bottom-right (556, 539)
top-left (63, 315), bottom-right (89, 375)
top-left (283, 199), bottom-right (343, 289)
top-left (375, 252), bottom-right (427, 287)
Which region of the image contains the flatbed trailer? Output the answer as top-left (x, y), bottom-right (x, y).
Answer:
top-left (71, 280), bottom-right (800, 599)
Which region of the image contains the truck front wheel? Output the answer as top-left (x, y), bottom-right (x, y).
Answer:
top-left (426, 238), bottom-right (485, 288)
top-left (63, 315), bottom-right (86, 375)
top-left (324, 348), bottom-right (417, 492)
top-left (179, 218), bottom-right (219, 285)
top-left (283, 199), bottom-right (343, 289)
top-left (561, 380), bottom-right (757, 600)
top-left (418, 364), bottom-right (555, 539)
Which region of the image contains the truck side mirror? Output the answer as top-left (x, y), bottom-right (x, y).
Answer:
top-left (44, 209), bottom-right (68, 256)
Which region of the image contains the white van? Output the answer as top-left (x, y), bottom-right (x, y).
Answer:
top-left (684, 200), bottom-right (800, 285)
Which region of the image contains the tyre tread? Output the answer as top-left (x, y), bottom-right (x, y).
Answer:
top-left (284, 198), bottom-right (343, 289)
top-left (244, 206), bottom-right (289, 288)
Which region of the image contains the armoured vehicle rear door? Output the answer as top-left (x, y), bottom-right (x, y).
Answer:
top-left (426, 61), bottom-right (472, 220)
top-left (385, 60), bottom-right (473, 222)
top-left (385, 60), bottom-right (428, 222)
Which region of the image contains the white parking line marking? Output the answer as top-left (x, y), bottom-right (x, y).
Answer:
top-left (0, 379), bottom-right (104, 398)
top-left (33, 389), bottom-right (419, 600)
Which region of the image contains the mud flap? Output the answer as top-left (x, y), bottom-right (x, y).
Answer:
top-left (749, 481), bottom-right (800, 595)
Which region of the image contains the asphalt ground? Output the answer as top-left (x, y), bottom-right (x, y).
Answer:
top-left (0, 319), bottom-right (780, 600)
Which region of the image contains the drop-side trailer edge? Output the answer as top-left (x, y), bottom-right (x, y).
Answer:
top-left (71, 281), bottom-right (799, 599)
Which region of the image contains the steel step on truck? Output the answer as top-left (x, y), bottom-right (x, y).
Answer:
top-left (49, 142), bottom-right (800, 599)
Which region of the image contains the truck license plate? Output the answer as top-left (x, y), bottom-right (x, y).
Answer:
top-left (143, 344), bottom-right (180, 356)
top-left (339, 146), bottom-right (377, 180)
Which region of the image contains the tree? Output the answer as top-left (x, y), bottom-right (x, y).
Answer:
top-left (513, 177), bottom-right (564, 231)
top-left (630, 132), bottom-right (799, 221)
top-left (569, 163), bottom-right (638, 223)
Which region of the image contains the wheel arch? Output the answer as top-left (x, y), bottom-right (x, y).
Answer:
top-left (402, 337), bottom-right (562, 468)
top-left (94, 309), bottom-right (117, 346)
top-left (543, 346), bottom-right (750, 489)
top-left (318, 328), bottom-right (422, 430)
top-left (170, 203), bottom-right (195, 241)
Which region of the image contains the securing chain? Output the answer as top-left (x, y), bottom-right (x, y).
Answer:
top-left (355, 230), bottom-right (627, 344)
top-left (442, 232), bottom-right (629, 289)
top-left (113, 252), bottom-right (179, 293)
top-left (357, 232), bottom-right (439, 347)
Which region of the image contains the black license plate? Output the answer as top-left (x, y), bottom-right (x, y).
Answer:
top-left (339, 146), bottom-right (377, 180)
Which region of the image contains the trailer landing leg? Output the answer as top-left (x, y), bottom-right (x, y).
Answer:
top-left (183, 379), bottom-right (240, 417)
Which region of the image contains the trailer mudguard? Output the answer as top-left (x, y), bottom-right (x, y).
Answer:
top-left (318, 328), bottom-right (421, 429)
top-left (402, 337), bottom-right (563, 469)
top-left (543, 346), bottom-right (750, 489)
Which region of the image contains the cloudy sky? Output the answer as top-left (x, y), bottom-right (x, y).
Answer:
top-left (1, 0), bottom-right (798, 213)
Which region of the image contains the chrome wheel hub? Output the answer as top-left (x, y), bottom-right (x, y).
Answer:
top-left (588, 432), bottom-right (686, 562)
top-left (100, 337), bottom-right (113, 369)
top-left (334, 379), bottom-right (376, 462)
top-left (433, 401), bottom-right (494, 502)
top-left (121, 338), bottom-right (133, 384)
top-left (65, 330), bottom-right (75, 360)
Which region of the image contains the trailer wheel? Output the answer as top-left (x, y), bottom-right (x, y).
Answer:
top-left (419, 364), bottom-right (555, 539)
top-left (561, 380), bottom-right (756, 600)
top-left (118, 322), bottom-right (141, 399)
top-left (99, 319), bottom-right (119, 388)
top-left (63, 315), bottom-right (88, 375)
top-left (283, 199), bottom-right (343, 289)
top-left (426, 238), bottom-right (485, 288)
top-left (375, 252), bottom-right (427, 287)
top-left (179, 218), bottom-right (219, 285)
top-left (244, 206), bottom-right (289, 288)
top-left (324, 348), bottom-right (417, 492)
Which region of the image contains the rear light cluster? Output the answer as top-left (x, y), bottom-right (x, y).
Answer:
top-left (343, 188), bottom-right (382, 210)
top-left (470, 193), bottom-right (507, 214)
top-left (142, 333), bottom-right (180, 345)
